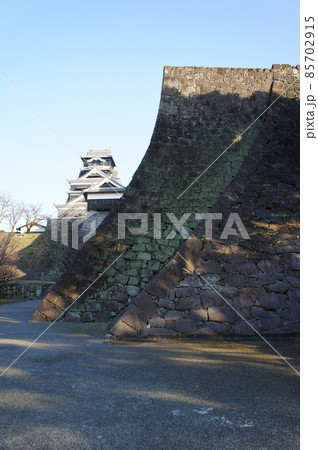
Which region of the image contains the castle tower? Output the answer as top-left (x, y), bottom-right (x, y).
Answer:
top-left (55, 149), bottom-right (125, 218)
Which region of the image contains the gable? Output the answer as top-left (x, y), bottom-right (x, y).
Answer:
top-left (80, 167), bottom-right (107, 180)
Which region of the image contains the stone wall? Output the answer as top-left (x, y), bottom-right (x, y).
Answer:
top-left (31, 65), bottom-right (299, 338)
top-left (3, 281), bottom-right (54, 300)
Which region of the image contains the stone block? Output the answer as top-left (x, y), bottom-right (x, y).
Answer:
top-left (132, 244), bottom-right (147, 252)
top-left (288, 289), bottom-right (300, 303)
top-left (134, 291), bottom-right (158, 317)
top-left (64, 311), bottom-right (81, 322)
top-left (233, 319), bottom-right (261, 335)
top-left (146, 273), bottom-right (174, 298)
top-left (45, 290), bottom-right (69, 309)
top-left (212, 284), bottom-right (238, 298)
top-left (257, 260), bottom-right (283, 273)
top-left (82, 312), bottom-right (94, 322)
top-left (126, 285), bottom-right (140, 296)
top-left (187, 327), bottom-right (218, 337)
top-left (165, 258), bottom-right (187, 282)
top-left (261, 317), bottom-right (282, 331)
top-left (164, 310), bottom-right (182, 320)
top-left (223, 274), bottom-right (246, 287)
top-left (126, 269), bottom-right (138, 277)
top-left (137, 252), bottom-right (152, 260)
top-left (230, 245), bottom-right (247, 256)
top-left (201, 274), bottom-right (221, 284)
top-left (165, 319), bottom-right (177, 329)
top-left (180, 237), bottom-right (203, 266)
top-left (256, 273), bottom-right (273, 284)
top-left (208, 306), bottom-right (236, 323)
top-left (117, 274), bottom-right (129, 284)
top-left (204, 322), bottom-right (231, 333)
top-left (281, 304), bottom-right (299, 321)
top-left (122, 305), bottom-right (148, 330)
top-left (176, 296), bottom-right (201, 310)
top-left (267, 281), bottom-right (290, 293)
top-left (223, 254), bottom-right (246, 264)
top-left (259, 293), bottom-right (286, 310)
top-left (148, 260), bottom-right (161, 271)
top-left (251, 307), bottom-right (276, 318)
top-left (232, 294), bottom-right (253, 309)
top-left (148, 318), bottom-right (165, 328)
top-left (95, 311), bottom-right (112, 322)
top-left (103, 301), bottom-right (120, 311)
top-left (37, 299), bottom-right (62, 321)
top-left (113, 291), bottom-right (128, 302)
top-left (255, 243), bottom-right (276, 254)
top-left (196, 261), bottom-right (223, 274)
top-left (200, 291), bottom-right (224, 308)
top-left (175, 286), bottom-right (196, 297)
top-left (200, 248), bottom-right (224, 261)
top-left (174, 319), bottom-right (197, 333)
top-left (246, 278), bottom-right (259, 287)
top-left (140, 269), bottom-right (152, 278)
top-left (98, 290), bottom-right (109, 300)
top-left (179, 274), bottom-right (203, 288)
top-left (158, 298), bottom-right (175, 309)
top-left (140, 327), bottom-right (178, 338)
top-left (238, 308), bottom-right (252, 319)
top-left (53, 280), bottom-right (79, 300)
top-left (223, 262), bottom-right (237, 274)
top-left (30, 310), bottom-right (46, 322)
top-left (276, 245), bottom-right (299, 253)
top-left (128, 277), bottom-right (139, 286)
top-left (109, 319), bottom-right (138, 338)
top-left (285, 276), bottom-right (300, 288)
top-left (236, 262), bottom-right (257, 274)
top-left (189, 309), bottom-right (208, 322)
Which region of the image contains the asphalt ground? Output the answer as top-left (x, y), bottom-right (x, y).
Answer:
top-left (0, 300), bottom-right (300, 449)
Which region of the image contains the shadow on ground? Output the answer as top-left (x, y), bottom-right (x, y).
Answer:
top-left (0, 300), bottom-right (299, 449)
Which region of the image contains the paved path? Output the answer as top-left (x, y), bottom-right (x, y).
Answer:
top-left (0, 300), bottom-right (299, 449)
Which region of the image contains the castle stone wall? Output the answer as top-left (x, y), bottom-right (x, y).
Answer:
top-left (31, 65), bottom-right (299, 339)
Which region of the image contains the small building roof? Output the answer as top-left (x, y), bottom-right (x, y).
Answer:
top-left (16, 223), bottom-right (47, 232)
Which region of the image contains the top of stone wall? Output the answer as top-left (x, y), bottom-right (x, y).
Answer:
top-left (159, 64), bottom-right (299, 113)
top-left (164, 64), bottom-right (300, 71)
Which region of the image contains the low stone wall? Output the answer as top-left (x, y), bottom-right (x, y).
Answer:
top-left (3, 281), bottom-right (54, 300)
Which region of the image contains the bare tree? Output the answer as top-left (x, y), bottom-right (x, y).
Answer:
top-left (7, 202), bottom-right (25, 233)
top-left (22, 203), bottom-right (46, 233)
top-left (0, 192), bottom-right (12, 226)
top-left (0, 234), bottom-right (18, 289)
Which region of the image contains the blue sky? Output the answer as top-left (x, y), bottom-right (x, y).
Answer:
top-left (0, 0), bottom-right (299, 224)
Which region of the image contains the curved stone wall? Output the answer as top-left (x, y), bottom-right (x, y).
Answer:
top-left (31, 65), bottom-right (299, 338)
